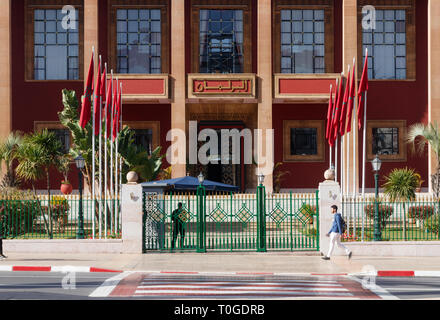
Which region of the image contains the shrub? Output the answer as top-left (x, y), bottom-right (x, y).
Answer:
top-left (299, 204), bottom-right (316, 224)
top-left (382, 167), bottom-right (419, 202)
top-left (408, 205), bottom-right (435, 220)
top-left (364, 202), bottom-right (394, 227)
top-left (0, 188), bottom-right (40, 237)
top-left (425, 215), bottom-right (440, 234)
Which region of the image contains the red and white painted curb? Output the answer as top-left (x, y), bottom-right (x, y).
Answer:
top-left (1, 266), bottom-right (440, 277)
top-left (0, 265), bottom-right (122, 273)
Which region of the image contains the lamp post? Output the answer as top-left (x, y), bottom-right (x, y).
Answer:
top-left (197, 172), bottom-right (206, 253)
top-left (75, 155), bottom-right (85, 239)
top-left (256, 172), bottom-right (266, 252)
top-left (371, 154), bottom-right (382, 241)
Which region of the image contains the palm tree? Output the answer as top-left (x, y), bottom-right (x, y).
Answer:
top-left (382, 167), bottom-right (419, 241)
top-left (407, 122), bottom-right (440, 198)
top-left (0, 132), bottom-right (24, 188)
top-left (15, 130), bottom-right (63, 238)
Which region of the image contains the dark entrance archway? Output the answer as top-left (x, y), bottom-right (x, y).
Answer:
top-left (198, 120), bottom-right (246, 191)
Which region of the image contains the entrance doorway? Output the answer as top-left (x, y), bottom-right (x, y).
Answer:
top-left (198, 121), bottom-right (245, 191)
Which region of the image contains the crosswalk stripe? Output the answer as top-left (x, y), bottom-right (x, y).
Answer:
top-left (137, 285), bottom-right (348, 291)
top-left (133, 290), bottom-right (353, 297)
top-left (144, 277), bottom-right (339, 283)
top-left (141, 281), bottom-right (342, 288)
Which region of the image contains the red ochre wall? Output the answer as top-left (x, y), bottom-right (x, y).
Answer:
top-left (98, 0), bottom-right (172, 168)
top-left (274, 0), bottom-right (429, 190)
top-left (273, 103), bottom-right (330, 189)
top-left (10, 0), bottom-right (172, 191)
top-left (11, 0), bottom-right (83, 190)
top-left (359, 0), bottom-right (428, 190)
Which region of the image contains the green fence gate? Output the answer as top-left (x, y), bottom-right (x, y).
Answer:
top-left (142, 190), bottom-right (319, 252)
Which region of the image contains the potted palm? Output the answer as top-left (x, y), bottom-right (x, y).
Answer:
top-left (58, 155), bottom-right (72, 195)
top-left (407, 122), bottom-right (440, 197)
top-left (414, 173), bottom-right (424, 193)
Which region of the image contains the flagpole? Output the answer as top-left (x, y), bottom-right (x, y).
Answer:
top-left (362, 49), bottom-right (368, 196)
top-left (114, 79), bottom-right (118, 236)
top-left (104, 71), bottom-right (110, 239)
top-left (329, 83), bottom-right (333, 169)
top-left (112, 78), bottom-right (119, 235)
top-left (110, 70), bottom-right (114, 236)
top-left (352, 57), bottom-right (357, 196)
top-left (99, 60), bottom-right (104, 239)
top-left (119, 82), bottom-right (123, 234)
top-left (362, 91), bottom-right (367, 195)
top-left (90, 47), bottom-right (96, 239)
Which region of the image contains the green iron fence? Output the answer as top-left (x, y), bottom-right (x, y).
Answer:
top-left (0, 197), bottom-right (121, 239)
top-left (341, 194), bottom-right (440, 242)
top-left (142, 190), bottom-right (319, 252)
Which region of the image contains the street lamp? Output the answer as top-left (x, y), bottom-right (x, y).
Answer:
top-left (371, 154), bottom-right (382, 241)
top-left (197, 172), bottom-right (206, 252)
top-left (257, 173), bottom-right (265, 186)
top-left (75, 154), bottom-right (85, 239)
top-left (256, 172), bottom-right (266, 252)
top-left (198, 172), bottom-right (205, 185)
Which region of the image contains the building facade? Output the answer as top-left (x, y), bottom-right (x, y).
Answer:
top-left (0, 0), bottom-right (438, 192)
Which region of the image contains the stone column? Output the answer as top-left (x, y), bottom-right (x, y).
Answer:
top-left (170, 0), bottom-right (187, 178)
top-left (342, 0), bottom-right (359, 195)
top-left (84, 0), bottom-right (99, 78)
top-left (428, 0), bottom-right (440, 192)
top-left (318, 177), bottom-right (341, 256)
top-left (121, 183), bottom-right (143, 253)
top-left (257, 0), bottom-right (274, 192)
top-left (0, 0), bottom-right (11, 140)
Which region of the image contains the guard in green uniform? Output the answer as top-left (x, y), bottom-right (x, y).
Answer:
top-left (171, 202), bottom-right (186, 249)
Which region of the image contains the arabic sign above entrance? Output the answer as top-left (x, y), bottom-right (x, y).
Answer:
top-left (188, 74), bottom-right (257, 102)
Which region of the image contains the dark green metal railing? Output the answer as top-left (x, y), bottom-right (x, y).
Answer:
top-left (0, 197), bottom-right (121, 239)
top-left (341, 194), bottom-right (440, 242)
top-left (142, 191), bottom-right (320, 252)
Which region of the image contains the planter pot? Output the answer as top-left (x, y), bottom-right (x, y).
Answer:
top-left (60, 183), bottom-right (73, 195)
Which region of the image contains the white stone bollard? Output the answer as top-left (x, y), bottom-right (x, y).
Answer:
top-left (318, 180), bottom-right (341, 256)
top-left (121, 183), bottom-right (143, 253)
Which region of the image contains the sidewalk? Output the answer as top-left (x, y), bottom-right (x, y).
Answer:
top-left (1, 252), bottom-right (440, 276)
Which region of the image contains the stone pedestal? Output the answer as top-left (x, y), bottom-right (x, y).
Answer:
top-left (318, 180), bottom-right (341, 255)
top-left (121, 183), bottom-right (143, 253)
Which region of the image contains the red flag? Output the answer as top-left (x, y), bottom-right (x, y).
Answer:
top-left (79, 54), bottom-right (94, 128)
top-left (332, 74), bottom-right (344, 141)
top-left (357, 52), bottom-right (369, 130)
top-left (346, 60), bottom-right (356, 133)
top-left (326, 85), bottom-right (334, 143)
top-left (93, 60), bottom-right (102, 136)
top-left (339, 68), bottom-right (351, 136)
top-left (110, 80), bottom-right (118, 139)
top-left (104, 78), bottom-right (113, 138)
top-left (100, 67), bottom-right (107, 98)
top-left (112, 83), bottom-right (122, 141)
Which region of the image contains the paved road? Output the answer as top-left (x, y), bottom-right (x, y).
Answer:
top-left (0, 271), bottom-right (118, 300)
top-left (96, 273), bottom-right (380, 299)
top-left (0, 271), bottom-right (440, 300)
top-left (368, 276), bottom-right (440, 300)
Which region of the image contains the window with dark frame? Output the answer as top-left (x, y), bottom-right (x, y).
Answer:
top-left (199, 9), bottom-right (244, 74)
top-left (280, 9), bottom-right (325, 74)
top-left (362, 9), bottom-right (406, 80)
top-left (290, 128), bottom-right (318, 156)
top-left (116, 9), bottom-right (161, 74)
top-left (133, 129), bottom-right (153, 155)
top-left (372, 127), bottom-right (399, 156)
top-left (48, 128), bottom-right (71, 154)
top-left (33, 9), bottom-right (79, 80)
